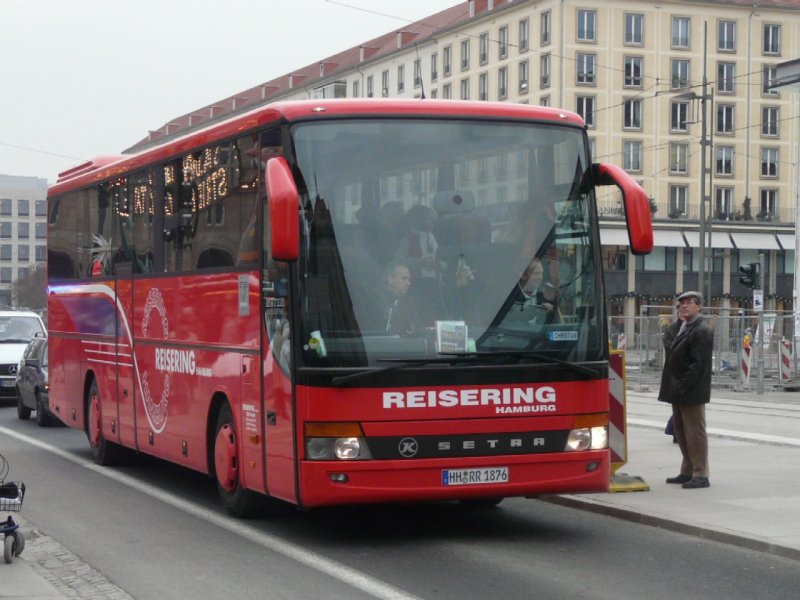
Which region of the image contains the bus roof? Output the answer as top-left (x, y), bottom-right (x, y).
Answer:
top-left (50, 99), bottom-right (586, 196)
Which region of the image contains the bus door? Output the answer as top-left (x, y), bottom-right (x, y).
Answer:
top-left (114, 261), bottom-right (138, 450)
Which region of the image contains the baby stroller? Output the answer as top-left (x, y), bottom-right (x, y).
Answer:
top-left (0, 453), bottom-right (25, 564)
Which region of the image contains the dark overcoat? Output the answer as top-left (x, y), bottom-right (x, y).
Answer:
top-left (658, 316), bottom-right (714, 406)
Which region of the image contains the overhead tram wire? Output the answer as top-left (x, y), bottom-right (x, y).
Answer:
top-left (0, 141), bottom-right (85, 162)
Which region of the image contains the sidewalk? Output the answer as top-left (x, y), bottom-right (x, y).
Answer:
top-left (4, 387), bottom-right (800, 598)
top-left (550, 387), bottom-right (800, 561)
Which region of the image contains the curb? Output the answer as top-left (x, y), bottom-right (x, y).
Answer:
top-left (542, 494), bottom-right (800, 563)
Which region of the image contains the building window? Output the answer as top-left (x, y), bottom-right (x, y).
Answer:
top-left (498, 25), bottom-right (509, 59)
top-left (461, 39), bottom-right (470, 71)
top-left (540, 94), bottom-right (550, 107)
top-left (0, 245), bottom-right (10, 261)
top-left (763, 24), bottom-right (781, 55)
top-left (716, 146), bottom-right (734, 176)
top-left (717, 62), bottom-right (735, 93)
top-left (671, 59), bottom-right (690, 89)
top-left (35, 200), bottom-right (46, 217)
top-left (760, 188), bottom-right (778, 216)
top-left (577, 9), bottom-right (596, 42)
top-left (17, 199), bottom-right (29, 216)
top-left (623, 141), bottom-right (642, 172)
top-left (717, 104), bottom-right (735, 134)
top-left (479, 32), bottom-right (489, 65)
top-left (442, 83), bottom-right (452, 99)
top-left (381, 70), bottom-right (389, 96)
top-left (671, 101), bottom-right (689, 131)
top-left (35, 245), bottom-right (46, 261)
top-left (367, 75), bottom-right (374, 97)
top-left (540, 54), bottom-right (551, 88)
top-left (413, 60), bottom-right (422, 88)
top-left (518, 60), bottom-right (529, 93)
top-left (624, 13), bottom-right (643, 45)
top-left (762, 106), bottom-right (779, 136)
top-left (576, 53), bottom-right (596, 85)
top-left (541, 10), bottom-right (551, 45)
top-left (443, 46), bottom-right (452, 77)
top-left (0, 223), bottom-right (9, 238)
top-left (17, 223), bottom-right (29, 239)
top-left (0, 200), bottom-right (10, 216)
top-left (624, 56), bottom-right (643, 87)
top-left (18, 245), bottom-right (29, 262)
top-left (351, 79), bottom-right (360, 98)
top-left (761, 147), bottom-right (779, 177)
top-left (670, 143), bottom-right (689, 174)
top-left (623, 99), bottom-right (642, 129)
top-left (0, 268), bottom-right (10, 283)
top-left (576, 96), bottom-right (595, 128)
top-left (715, 187), bottom-right (733, 219)
top-left (431, 53), bottom-right (438, 82)
top-left (397, 65), bottom-right (405, 93)
top-left (718, 20), bottom-right (736, 51)
top-left (498, 66), bottom-right (508, 99)
top-left (670, 185), bottom-right (688, 215)
top-left (35, 223), bottom-right (46, 239)
top-left (519, 18), bottom-right (529, 52)
top-left (430, 89), bottom-right (438, 99)
top-left (479, 73), bottom-right (489, 101)
top-left (460, 78), bottom-right (470, 100)
top-left (672, 16), bottom-right (690, 49)
top-left (763, 65), bottom-right (778, 95)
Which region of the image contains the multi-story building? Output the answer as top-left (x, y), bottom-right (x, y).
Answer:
top-left (0, 174), bottom-right (48, 308)
top-left (129, 0), bottom-right (800, 328)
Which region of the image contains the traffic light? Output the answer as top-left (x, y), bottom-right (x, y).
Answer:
top-left (739, 262), bottom-right (761, 289)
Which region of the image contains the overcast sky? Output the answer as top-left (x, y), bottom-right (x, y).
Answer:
top-left (0, 0), bottom-right (458, 183)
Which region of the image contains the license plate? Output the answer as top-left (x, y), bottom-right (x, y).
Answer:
top-left (2, 379), bottom-right (15, 387)
top-left (442, 467), bottom-right (509, 486)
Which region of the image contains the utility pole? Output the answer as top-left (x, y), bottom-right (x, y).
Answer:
top-left (698, 22), bottom-right (711, 304)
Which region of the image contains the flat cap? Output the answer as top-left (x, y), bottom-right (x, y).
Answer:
top-left (677, 290), bottom-right (704, 304)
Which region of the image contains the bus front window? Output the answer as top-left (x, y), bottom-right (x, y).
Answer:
top-left (291, 118), bottom-right (604, 368)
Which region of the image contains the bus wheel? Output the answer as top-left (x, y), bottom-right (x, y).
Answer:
top-left (86, 380), bottom-right (123, 466)
top-left (213, 404), bottom-right (259, 518)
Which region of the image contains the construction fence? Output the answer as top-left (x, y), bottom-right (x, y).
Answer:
top-left (608, 307), bottom-right (800, 390)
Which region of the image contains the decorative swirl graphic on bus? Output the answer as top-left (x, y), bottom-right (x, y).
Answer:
top-left (141, 288), bottom-right (170, 432)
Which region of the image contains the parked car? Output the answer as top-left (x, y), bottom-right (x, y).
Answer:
top-left (16, 335), bottom-right (51, 426)
top-left (0, 311), bottom-right (46, 405)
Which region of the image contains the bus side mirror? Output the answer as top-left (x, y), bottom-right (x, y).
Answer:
top-left (266, 157), bottom-right (299, 261)
top-left (590, 163), bottom-right (653, 255)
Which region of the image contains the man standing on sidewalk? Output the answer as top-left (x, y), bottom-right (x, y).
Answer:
top-left (658, 290), bottom-right (714, 489)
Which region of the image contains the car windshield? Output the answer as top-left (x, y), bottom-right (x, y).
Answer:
top-left (290, 118), bottom-right (604, 367)
top-left (0, 316), bottom-right (44, 343)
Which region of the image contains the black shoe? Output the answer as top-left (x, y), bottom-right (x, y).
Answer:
top-left (666, 474), bottom-right (692, 484)
top-left (682, 477), bottom-right (710, 489)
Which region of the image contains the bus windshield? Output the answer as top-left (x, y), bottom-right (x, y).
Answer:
top-left (290, 118), bottom-right (603, 368)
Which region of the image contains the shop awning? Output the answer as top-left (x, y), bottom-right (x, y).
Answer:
top-left (729, 232), bottom-right (781, 250)
top-left (652, 229), bottom-right (687, 247)
top-left (600, 228), bottom-right (629, 246)
top-left (682, 230), bottom-right (734, 249)
top-left (777, 234), bottom-right (795, 251)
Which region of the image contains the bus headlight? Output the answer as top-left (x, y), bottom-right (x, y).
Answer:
top-left (565, 426), bottom-right (608, 451)
top-left (304, 422), bottom-right (373, 460)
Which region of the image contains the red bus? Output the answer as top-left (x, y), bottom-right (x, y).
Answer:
top-left (47, 100), bottom-right (652, 516)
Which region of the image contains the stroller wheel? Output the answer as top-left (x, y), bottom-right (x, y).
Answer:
top-left (3, 534), bottom-right (16, 564)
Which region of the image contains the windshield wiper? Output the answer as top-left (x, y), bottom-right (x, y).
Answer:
top-left (439, 351), bottom-right (603, 377)
top-left (331, 355), bottom-right (493, 386)
top-left (330, 352), bottom-right (602, 386)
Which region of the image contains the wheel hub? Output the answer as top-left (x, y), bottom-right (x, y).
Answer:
top-left (214, 424), bottom-right (238, 492)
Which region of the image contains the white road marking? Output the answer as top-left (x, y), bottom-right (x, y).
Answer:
top-left (0, 425), bottom-right (422, 600)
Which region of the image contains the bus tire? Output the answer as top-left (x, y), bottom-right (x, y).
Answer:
top-left (86, 379), bottom-right (124, 466)
top-left (213, 403), bottom-right (259, 518)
